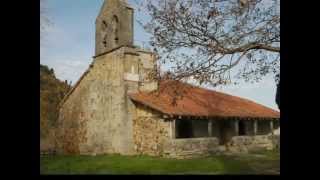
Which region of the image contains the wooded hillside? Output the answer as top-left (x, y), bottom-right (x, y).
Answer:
top-left (40, 64), bottom-right (71, 151)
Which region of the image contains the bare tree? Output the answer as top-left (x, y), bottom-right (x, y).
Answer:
top-left (139, 0), bottom-right (280, 87)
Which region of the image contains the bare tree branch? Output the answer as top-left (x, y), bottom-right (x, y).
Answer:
top-left (140, 0), bottom-right (280, 87)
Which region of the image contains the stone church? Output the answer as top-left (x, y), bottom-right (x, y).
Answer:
top-left (56, 0), bottom-right (280, 158)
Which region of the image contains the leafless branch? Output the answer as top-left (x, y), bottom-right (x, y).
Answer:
top-left (140, 0), bottom-right (280, 87)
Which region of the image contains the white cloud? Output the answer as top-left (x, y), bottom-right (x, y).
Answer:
top-left (42, 58), bottom-right (90, 85)
top-left (41, 23), bottom-right (93, 85)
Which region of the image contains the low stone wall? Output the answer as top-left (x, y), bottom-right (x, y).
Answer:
top-left (163, 138), bottom-right (219, 159)
top-left (271, 135), bottom-right (280, 150)
top-left (226, 135), bottom-right (279, 153)
top-left (161, 135), bottom-right (279, 159)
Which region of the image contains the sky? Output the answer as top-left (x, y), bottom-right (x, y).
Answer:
top-left (40, 0), bottom-right (279, 111)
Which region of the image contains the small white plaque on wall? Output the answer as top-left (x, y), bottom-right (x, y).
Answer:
top-left (124, 73), bottom-right (140, 82)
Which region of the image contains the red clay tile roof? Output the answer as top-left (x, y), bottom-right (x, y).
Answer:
top-left (129, 80), bottom-right (280, 119)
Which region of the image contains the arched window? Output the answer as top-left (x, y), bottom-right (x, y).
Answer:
top-left (101, 20), bottom-right (108, 47)
top-left (103, 35), bottom-right (108, 48)
top-left (111, 15), bottom-right (119, 45)
top-left (102, 20), bottom-right (108, 30)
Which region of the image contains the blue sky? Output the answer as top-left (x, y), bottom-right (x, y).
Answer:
top-left (40, 0), bottom-right (279, 111)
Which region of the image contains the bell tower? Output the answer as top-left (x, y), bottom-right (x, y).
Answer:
top-left (95, 0), bottom-right (134, 56)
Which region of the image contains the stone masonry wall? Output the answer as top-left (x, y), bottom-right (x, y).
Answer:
top-left (163, 138), bottom-right (220, 159)
top-left (133, 104), bottom-right (171, 156)
top-left (57, 47), bottom-right (137, 155)
top-left (226, 135), bottom-right (279, 153)
top-left (133, 105), bottom-right (221, 159)
top-left (56, 77), bottom-right (90, 154)
top-left (56, 46), bottom-right (157, 156)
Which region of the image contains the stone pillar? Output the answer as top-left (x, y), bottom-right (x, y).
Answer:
top-left (254, 120), bottom-right (258, 135)
top-left (208, 120), bottom-right (212, 137)
top-left (235, 120), bottom-right (239, 136)
top-left (171, 120), bottom-right (176, 139)
top-left (270, 120), bottom-right (274, 135)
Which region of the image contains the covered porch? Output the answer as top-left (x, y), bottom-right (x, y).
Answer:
top-left (168, 117), bottom-right (280, 145)
top-left (129, 80), bottom-right (280, 157)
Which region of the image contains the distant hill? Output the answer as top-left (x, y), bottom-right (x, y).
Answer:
top-left (40, 64), bottom-right (71, 152)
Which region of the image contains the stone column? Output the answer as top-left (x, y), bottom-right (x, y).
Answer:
top-left (171, 120), bottom-right (176, 139)
top-left (235, 120), bottom-right (239, 136)
top-left (254, 120), bottom-right (258, 135)
top-left (208, 120), bottom-right (212, 137)
top-left (270, 120), bottom-right (274, 135)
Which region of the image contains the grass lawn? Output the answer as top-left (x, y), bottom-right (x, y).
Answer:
top-left (40, 150), bottom-right (280, 175)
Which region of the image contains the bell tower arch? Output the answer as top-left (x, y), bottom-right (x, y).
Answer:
top-left (95, 0), bottom-right (134, 56)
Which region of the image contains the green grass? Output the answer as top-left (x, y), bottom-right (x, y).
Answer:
top-left (40, 150), bottom-right (280, 175)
